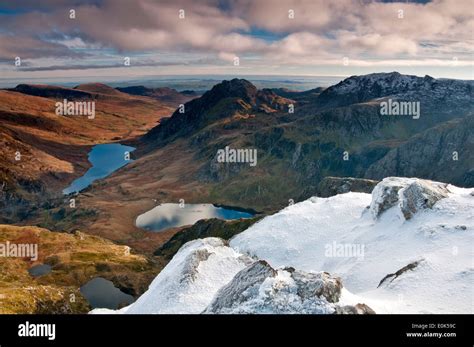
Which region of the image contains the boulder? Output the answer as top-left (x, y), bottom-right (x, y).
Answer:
top-left (399, 180), bottom-right (449, 220)
top-left (334, 303), bottom-right (376, 314)
top-left (370, 177), bottom-right (449, 220)
top-left (204, 260), bottom-right (373, 314)
top-left (204, 260), bottom-right (276, 313)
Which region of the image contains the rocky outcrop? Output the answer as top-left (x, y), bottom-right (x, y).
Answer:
top-left (143, 79), bottom-right (294, 145)
top-left (334, 304), bottom-right (376, 314)
top-left (316, 72), bottom-right (473, 111)
top-left (203, 260), bottom-right (374, 314)
top-left (122, 238), bottom-right (253, 314)
top-left (291, 269), bottom-right (343, 304)
top-left (370, 178), bottom-right (406, 217)
top-left (366, 116), bottom-right (474, 187)
top-left (370, 177), bottom-right (449, 219)
top-left (203, 260), bottom-right (277, 313)
top-left (399, 181), bottom-right (449, 220)
top-left (317, 176), bottom-right (379, 197)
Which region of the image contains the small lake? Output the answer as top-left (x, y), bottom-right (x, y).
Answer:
top-left (28, 264), bottom-right (52, 277)
top-left (136, 203), bottom-right (255, 232)
top-left (80, 277), bottom-right (135, 310)
top-left (63, 143), bottom-right (135, 195)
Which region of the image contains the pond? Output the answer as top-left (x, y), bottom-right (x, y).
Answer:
top-left (136, 203), bottom-right (255, 232)
top-left (63, 143), bottom-right (135, 195)
top-left (28, 264), bottom-right (52, 277)
top-left (80, 277), bottom-right (135, 310)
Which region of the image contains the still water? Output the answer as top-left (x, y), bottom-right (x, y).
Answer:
top-left (80, 277), bottom-right (135, 309)
top-left (28, 264), bottom-right (52, 277)
top-left (63, 143), bottom-right (135, 194)
top-left (136, 203), bottom-right (254, 232)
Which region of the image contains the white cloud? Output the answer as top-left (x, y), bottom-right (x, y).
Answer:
top-left (0, 0), bottom-right (472, 77)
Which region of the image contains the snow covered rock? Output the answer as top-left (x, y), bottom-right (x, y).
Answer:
top-left (93, 177), bottom-right (473, 314)
top-left (204, 260), bottom-right (372, 314)
top-left (369, 177), bottom-right (405, 217)
top-left (203, 260), bottom-right (277, 313)
top-left (399, 180), bottom-right (449, 220)
top-left (231, 179), bottom-right (473, 313)
top-left (334, 304), bottom-right (376, 314)
top-left (316, 72), bottom-right (473, 110)
top-left (290, 269), bottom-right (342, 304)
top-left (370, 177), bottom-right (449, 219)
top-left (110, 238), bottom-right (252, 314)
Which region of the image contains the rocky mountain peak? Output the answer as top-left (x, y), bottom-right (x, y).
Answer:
top-left (203, 78), bottom-right (258, 105)
top-left (316, 72), bottom-right (472, 109)
top-left (143, 78), bottom-right (293, 144)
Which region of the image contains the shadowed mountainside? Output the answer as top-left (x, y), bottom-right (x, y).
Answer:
top-left (116, 85), bottom-right (198, 106)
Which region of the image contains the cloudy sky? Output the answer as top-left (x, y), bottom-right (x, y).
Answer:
top-left (0, 0), bottom-right (472, 83)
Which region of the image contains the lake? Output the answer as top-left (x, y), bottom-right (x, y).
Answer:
top-left (136, 203), bottom-right (255, 232)
top-left (80, 277), bottom-right (135, 310)
top-left (63, 143), bottom-right (135, 195)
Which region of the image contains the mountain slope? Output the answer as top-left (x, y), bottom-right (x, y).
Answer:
top-left (93, 238), bottom-right (373, 314)
top-left (230, 178), bottom-right (473, 313)
top-left (93, 238), bottom-right (252, 314)
top-left (366, 116), bottom-right (474, 186)
top-left (66, 73), bottom-right (472, 253)
top-left (96, 177), bottom-right (473, 314)
top-left (142, 78), bottom-right (294, 146)
top-left (0, 84), bottom-right (174, 223)
top-left (316, 72), bottom-right (473, 111)
top-left (116, 86), bottom-right (197, 105)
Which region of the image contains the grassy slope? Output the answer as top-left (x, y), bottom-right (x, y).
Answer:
top-left (0, 225), bottom-right (163, 313)
top-left (0, 87), bottom-right (174, 196)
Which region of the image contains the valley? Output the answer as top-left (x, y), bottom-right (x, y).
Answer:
top-left (0, 2), bottom-right (472, 342)
top-left (1, 72), bottom-right (472, 314)
top-left (40, 73), bottom-right (472, 255)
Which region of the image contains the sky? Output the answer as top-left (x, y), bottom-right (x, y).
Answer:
top-left (0, 0), bottom-right (472, 84)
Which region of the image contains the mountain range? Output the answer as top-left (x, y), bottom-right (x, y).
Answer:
top-left (0, 73), bottom-right (472, 314)
top-left (50, 72), bottom-right (471, 253)
top-left (1, 72), bottom-right (472, 253)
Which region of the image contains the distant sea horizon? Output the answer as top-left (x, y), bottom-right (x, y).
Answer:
top-left (0, 74), bottom-right (346, 92)
top-left (2, 74), bottom-right (472, 93)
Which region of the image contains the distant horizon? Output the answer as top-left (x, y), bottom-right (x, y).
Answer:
top-left (0, 71), bottom-right (472, 91)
